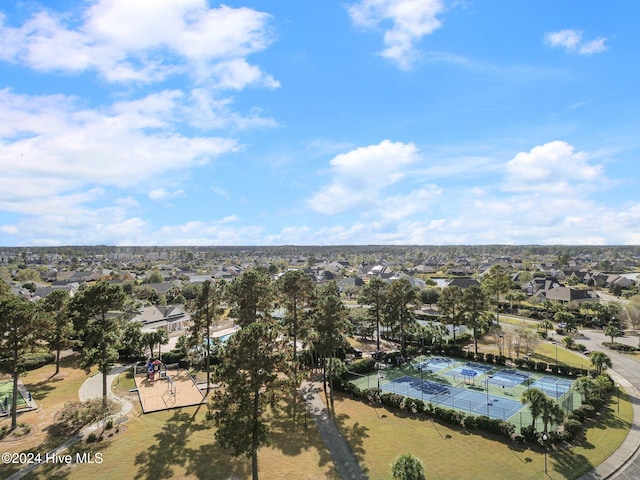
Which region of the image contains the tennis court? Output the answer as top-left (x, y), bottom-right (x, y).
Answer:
top-left (445, 362), bottom-right (493, 381)
top-left (529, 376), bottom-right (573, 399)
top-left (488, 369), bottom-right (529, 388)
top-left (381, 375), bottom-right (522, 420)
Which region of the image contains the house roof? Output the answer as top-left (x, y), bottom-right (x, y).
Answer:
top-left (446, 278), bottom-right (480, 289)
top-left (545, 286), bottom-right (597, 302)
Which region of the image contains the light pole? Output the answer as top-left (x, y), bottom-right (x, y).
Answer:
top-left (419, 365), bottom-right (424, 402)
top-left (616, 383), bottom-right (620, 413)
top-left (552, 341), bottom-right (558, 371)
top-left (486, 375), bottom-right (494, 416)
top-left (498, 334), bottom-right (504, 358)
top-left (541, 432), bottom-right (548, 474)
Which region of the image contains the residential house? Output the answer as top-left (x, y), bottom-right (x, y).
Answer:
top-left (130, 305), bottom-right (190, 333)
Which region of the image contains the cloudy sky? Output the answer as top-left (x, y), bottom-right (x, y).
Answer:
top-left (0, 0), bottom-right (638, 246)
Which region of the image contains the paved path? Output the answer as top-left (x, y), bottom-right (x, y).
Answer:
top-left (576, 330), bottom-right (640, 480)
top-left (7, 364), bottom-right (134, 480)
top-left (301, 381), bottom-right (368, 480)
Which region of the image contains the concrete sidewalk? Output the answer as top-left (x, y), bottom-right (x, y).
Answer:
top-left (301, 381), bottom-right (368, 480)
top-left (8, 364), bottom-right (134, 480)
top-left (576, 329), bottom-right (640, 480)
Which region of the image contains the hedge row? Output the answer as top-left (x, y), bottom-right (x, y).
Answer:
top-left (335, 380), bottom-right (515, 441)
top-left (335, 377), bottom-right (611, 446)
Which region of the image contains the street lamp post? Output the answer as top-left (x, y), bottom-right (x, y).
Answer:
top-left (552, 341), bottom-right (558, 371)
top-left (541, 432), bottom-right (548, 474)
top-left (486, 375), bottom-right (494, 416)
top-left (498, 334), bottom-right (504, 358)
top-left (419, 366), bottom-right (424, 402)
top-left (616, 383), bottom-right (620, 413)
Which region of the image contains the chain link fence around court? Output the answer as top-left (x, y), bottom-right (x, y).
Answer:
top-left (347, 359), bottom-right (583, 434)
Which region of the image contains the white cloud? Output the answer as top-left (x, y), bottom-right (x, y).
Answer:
top-left (0, 1), bottom-right (277, 89)
top-left (544, 29), bottom-right (608, 55)
top-left (503, 141), bottom-right (603, 193)
top-left (308, 140), bottom-right (421, 214)
top-left (0, 88), bottom-right (239, 207)
top-left (148, 189), bottom-right (185, 202)
top-left (347, 0), bottom-right (445, 70)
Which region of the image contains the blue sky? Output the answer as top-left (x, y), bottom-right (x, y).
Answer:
top-left (0, 0), bottom-right (638, 246)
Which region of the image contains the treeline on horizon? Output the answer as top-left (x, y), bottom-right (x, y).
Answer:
top-left (1, 244), bottom-right (640, 258)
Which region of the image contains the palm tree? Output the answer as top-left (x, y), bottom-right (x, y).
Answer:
top-left (541, 397), bottom-right (564, 432)
top-left (156, 328), bottom-right (169, 358)
top-left (521, 388), bottom-right (547, 430)
top-left (574, 376), bottom-right (596, 404)
top-left (539, 319), bottom-right (553, 338)
top-left (391, 453), bottom-right (426, 480)
top-left (589, 351), bottom-right (612, 374)
top-left (604, 323), bottom-right (623, 344)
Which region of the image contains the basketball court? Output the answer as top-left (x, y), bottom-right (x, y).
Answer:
top-left (134, 366), bottom-right (207, 414)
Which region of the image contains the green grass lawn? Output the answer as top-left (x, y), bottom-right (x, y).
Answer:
top-left (4, 365), bottom-right (338, 480)
top-left (335, 389), bottom-right (632, 480)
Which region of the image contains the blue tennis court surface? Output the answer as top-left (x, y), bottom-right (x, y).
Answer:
top-left (529, 376), bottom-right (573, 399)
top-left (445, 362), bottom-right (492, 379)
top-left (488, 369), bottom-right (529, 388)
top-left (382, 375), bottom-right (522, 420)
top-left (413, 356), bottom-right (453, 372)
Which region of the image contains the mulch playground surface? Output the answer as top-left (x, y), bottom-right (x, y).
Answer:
top-left (134, 370), bottom-right (206, 413)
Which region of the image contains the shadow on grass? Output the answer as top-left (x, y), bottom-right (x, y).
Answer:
top-left (26, 356), bottom-right (85, 402)
top-left (552, 448), bottom-right (594, 478)
top-left (133, 409), bottom-right (250, 480)
top-left (185, 441), bottom-right (250, 480)
top-left (332, 397), bottom-right (370, 465)
top-left (134, 410), bottom-right (208, 479)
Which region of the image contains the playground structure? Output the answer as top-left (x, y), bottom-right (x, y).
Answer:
top-left (133, 360), bottom-right (206, 413)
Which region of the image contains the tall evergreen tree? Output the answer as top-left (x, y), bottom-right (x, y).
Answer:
top-left (189, 280), bottom-right (222, 392)
top-left (213, 322), bottom-right (285, 480)
top-left (313, 281), bottom-right (348, 412)
top-left (0, 297), bottom-right (44, 430)
top-left (438, 286), bottom-right (464, 342)
top-left (70, 282), bottom-right (126, 409)
top-left (227, 269), bottom-right (274, 326)
top-left (383, 278), bottom-right (419, 356)
top-left (461, 285), bottom-right (488, 354)
top-left (40, 289), bottom-right (73, 376)
top-left (358, 277), bottom-right (387, 353)
top-left (277, 269), bottom-right (315, 370)
top-left (482, 265), bottom-right (511, 325)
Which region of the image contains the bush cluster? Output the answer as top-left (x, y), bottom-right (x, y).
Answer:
top-left (20, 351), bottom-right (55, 371)
top-left (603, 342), bottom-right (638, 352)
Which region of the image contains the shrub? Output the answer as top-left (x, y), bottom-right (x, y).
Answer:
top-left (433, 407), bottom-right (464, 426)
top-left (161, 350), bottom-right (185, 366)
top-left (525, 359), bottom-right (536, 370)
top-left (514, 358), bottom-right (525, 368)
top-left (349, 358), bottom-right (376, 375)
top-left (365, 387), bottom-right (382, 404)
top-left (380, 393), bottom-right (404, 410)
top-left (21, 351), bottom-right (55, 370)
top-left (485, 353), bottom-right (495, 364)
top-left (563, 419), bottom-right (582, 437)
top-left (520, 425), bottom-right (538, 443)
top-left (578, 404), bottom-right (596, 419)
top-left (535, 361), bottom-right (548, 372)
